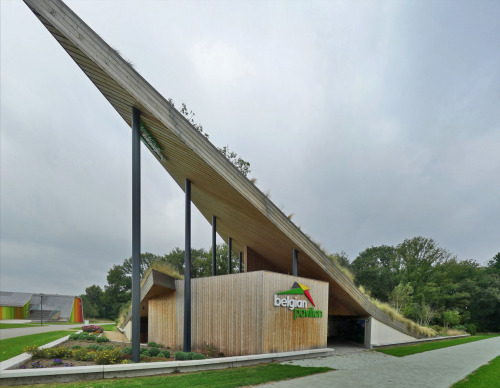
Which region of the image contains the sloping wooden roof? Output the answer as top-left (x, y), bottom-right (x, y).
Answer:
top-left (24, 0), bottom-right (414, 337)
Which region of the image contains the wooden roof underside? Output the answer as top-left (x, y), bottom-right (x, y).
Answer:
top-left (24, 0), bottom-right (414, 337)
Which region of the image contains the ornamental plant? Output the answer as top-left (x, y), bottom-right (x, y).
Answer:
top-left (157, 351), bottom-right (170, 358)
top-left (23, 345), bottom-right (39, 354)
top-left (148, 347), bottom-right (161, 357)
top-left (93, 349), bottom-right (122, 365)
top-left (81, 325), bottom-right (104, 334)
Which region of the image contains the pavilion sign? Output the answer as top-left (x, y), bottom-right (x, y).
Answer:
top-left (274, 282), bottom-right (323, 320)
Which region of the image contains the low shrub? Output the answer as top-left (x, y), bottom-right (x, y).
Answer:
top-left (72, 348), bottom-right (95, 361)
top-left (122, 346), bottom-right (132, 355)
top-left (94, 349), bottom-right (122, 365)
top-left (175, 351), bottom-right (188, 360)
top-left (96, 336), bottom-right (110, 343)
top-left (157, 351), bottom-right (170, 358)
top-left (23, 345), bottom-right (39, 354)
top-left (87, 344), bottom-right (99, 350)
top-left (102, 345), bottom-right (114, 351)
top-left (148, 347), bottom-right (161, 357)
top-left (71, 345), bottom-right (81, 350)
top-left (43, 347), bottom-right (72, 358)
top-left (85, 335), bottom-right (98, 341)
top-left (141, 350), bottom-right (151, 357)
top-left (191, 352), bottom-right (207, 360)
top-left (69, 333), bottom-right (80, 341)
top-left (81, 325), bottom-right (104, 334)
top-left (466, 323), bottom-right (477, 335)
top-left (147, 341), bottom-right (158, 347)
top-left (204, 342), bottom-right (217, 358)
top-left (140, 347), bottom-right (149, 354)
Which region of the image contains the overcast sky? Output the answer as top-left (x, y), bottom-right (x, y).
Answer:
top-left (1, 0), bottom-right (499, 296)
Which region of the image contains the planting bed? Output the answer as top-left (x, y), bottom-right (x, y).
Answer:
top-left (17, 338), bottom-right (210, 369)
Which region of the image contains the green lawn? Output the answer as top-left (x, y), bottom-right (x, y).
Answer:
top-left (0, 323), bottom-right (39, 329)
top-left (0, 330), bottom-right (73, 361)
top-left (451, 355), bottom-right (500, 387)
top-left (377, 335), bottom-right (499, 357)
top-left (100, 324), bottom-right (117, 332)
top-left (29, 363), bottom-right (333, 388)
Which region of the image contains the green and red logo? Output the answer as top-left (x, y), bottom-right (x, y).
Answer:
top-left (274, 282), bottom-right (323, 320)
top-left (277, 282), bottom-right (315, 306)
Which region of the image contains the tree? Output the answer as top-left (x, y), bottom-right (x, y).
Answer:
top-left (389, 283), bottom-right (413, 314)
top-left (102, 264), bottom-right (131, 319)
top-left (351, 245), bottom-right (399, 301)
top-left (397, 237), bottom-right (451, 302)
top-left (122, 252), bottom-right (164, 278)
top-left (487, 252), bottom-right (500, 273)
top-left (442, 310), bottom-right (460, 328)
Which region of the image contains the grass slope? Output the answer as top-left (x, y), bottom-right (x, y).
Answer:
top-left (27, 363), bottom-right (333, 388)
top-left (377, 335), bottom-right (499, 357)
top-left (0, 330), bottom-right (73, 361)
top-left (451, 355), bottom-right (500, 388)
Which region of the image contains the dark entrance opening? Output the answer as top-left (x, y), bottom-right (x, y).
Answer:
top-left (140, 316), bottom-right (148, 343)
top-left (328, 315), bottom-right (368, 346)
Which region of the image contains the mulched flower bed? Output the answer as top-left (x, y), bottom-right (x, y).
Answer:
top-left (18, 340), bottom-right (179, 369)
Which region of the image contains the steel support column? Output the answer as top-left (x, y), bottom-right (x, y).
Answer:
top-left (239, 252), bottom-right (243, 273)
top-left (293, 248), bottom-right (298, 276)
top-left (131, 107), bottom-right (141, 363)
top-left (212, 216), bottom-right (217, 276)
top-left (183, 179), bottom-right (192, 352)
top-left (228, 237), bottom-right (232, 274)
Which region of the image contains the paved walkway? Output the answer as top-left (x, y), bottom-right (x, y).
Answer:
top-left (260, 336), bottom-right (500, 388)
top-left (0, 324), bottom-right (82, 340)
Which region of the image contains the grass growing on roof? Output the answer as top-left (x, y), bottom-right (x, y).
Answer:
top-left (451, 355), bottom-right (500, 388)
top-left (377, 335), bottom-right (499, 357)
top-left (24, 363), bottom-right (333, 387)
top-left (369, 298), bottom-right (436, 338)
top-left (0, 330), bottom-right (73, 361)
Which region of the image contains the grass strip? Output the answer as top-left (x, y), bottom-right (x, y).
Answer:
top-left (28, 363), bottom-right (332, 388)
top-left (0, 330), bottom-right (72, 361)
top-left (100, 324), bottom-right (117, 332)
top-left (0, 323), bottom-right (39, 329)
top-left (377, 335), bottom-right (499, 357)
top-left (451, 355), bottom-right (500, 387)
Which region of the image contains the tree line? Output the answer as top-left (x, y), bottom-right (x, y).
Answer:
top-left (81, 237), bottom-right (499, 332)
top-left (81, 244), bottom-right (239, 319)
top-left (349, 237), bottom-right (499, 332)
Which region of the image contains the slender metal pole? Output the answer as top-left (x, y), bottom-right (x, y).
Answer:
top-left (184, 179), bottom-right (192, 352)
top-left (239, 252), bottom-right (243, 273)
top-left (228, 237), bottom-right (232, 274)
top-left (293, 249), bottom-right (298, 276)
top-left (40, 294), bottom-right (43, 326)
top-left (131, 107), bottom-right (141, 363)
top-left (212, 216), bottom-right (217, 276)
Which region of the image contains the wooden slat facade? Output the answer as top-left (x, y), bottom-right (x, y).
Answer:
top-left (145, 271), bottom-right (327, 356)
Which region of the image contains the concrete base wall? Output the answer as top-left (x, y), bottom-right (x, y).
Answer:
top-left (369, 317), bottom-right (416, 346)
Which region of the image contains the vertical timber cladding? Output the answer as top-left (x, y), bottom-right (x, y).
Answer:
top-left (148, 290), bottom-right (178, 349)
top-left (189, 272), bottom-right (264, 356)
top-left (175, 271), bottom-right (328, 356)
top-left (262, 272), bottom-right (328, 353)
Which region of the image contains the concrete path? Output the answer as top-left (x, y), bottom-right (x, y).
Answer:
top-left (260, 336), bottom-right (500, 388)
top-left (0, 324), bottom-right (82, 340)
